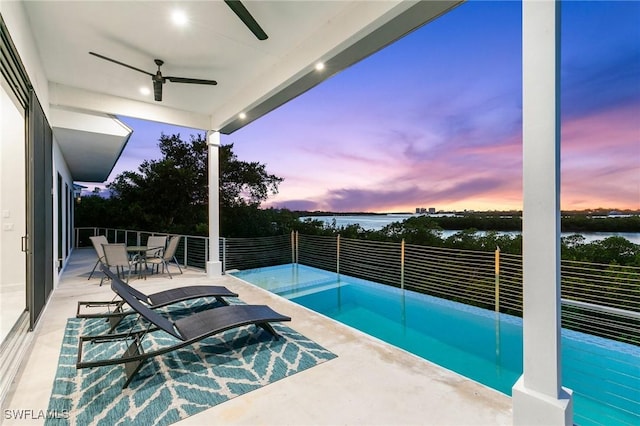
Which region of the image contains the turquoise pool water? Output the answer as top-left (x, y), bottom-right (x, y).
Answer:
top-left (232, 264), bottom-right (640, 426)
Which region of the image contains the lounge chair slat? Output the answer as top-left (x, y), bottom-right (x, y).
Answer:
top-left (76, 279), bottom-right (239, 332)
top-left (148, 286), bottom-right (237, 307)
top-left (109, 273), bottom-right (183, 339)
top-left (174, 305), bottom-right (290, 341)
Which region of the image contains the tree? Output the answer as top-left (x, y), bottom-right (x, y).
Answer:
top-left (218, 143), bottom-right (283, 237)
top-left (102, 133), bottom-right (282, 236)
top-left (108, 133), bottom-right (209, 233)
top-left (75, 194), bottom-right (124, 228)
top-left (219, 145), bottom-right (283, 208)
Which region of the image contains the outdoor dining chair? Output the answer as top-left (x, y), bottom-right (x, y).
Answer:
top-left (88, 235), bottom-right (109, 280)
top-left (145, 235), bottom-right (167, 259)
top-left (101, 243), bottom-right (143, 285)
top-left (145, 235), bottom-right (183, 278)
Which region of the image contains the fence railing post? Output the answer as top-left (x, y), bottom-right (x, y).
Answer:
top-left (401, 239), bottom-right (405, 290)
top-left (495, 246), bottom-right (501, 313)
top-left (222, 237), bottom-right (226, 273)
top-left (337, 235), bottom-right (341, 275)
top-left (291, 231), bottom-right (295, 264)
top-left (183, 236), bottom-right (188, 268)
top-left (295, 231), bottom-right (299, 264)
top-left (205, 237), bottom-right (209, 263)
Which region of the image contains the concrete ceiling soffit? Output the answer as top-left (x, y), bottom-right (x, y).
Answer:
top-left (48, 82), bottom-right (211, 131)
top-left (50, 107), bottom-right (133, 182)
top-left (216, 0), bottom-right (464, 134)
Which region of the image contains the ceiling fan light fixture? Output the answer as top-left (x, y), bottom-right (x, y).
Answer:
top-left (139, 87), bottom-right (150, 96)
top-left (171, 9), bottom-right (188, 27)
top-left (153, 80), bottom-right (163, 102)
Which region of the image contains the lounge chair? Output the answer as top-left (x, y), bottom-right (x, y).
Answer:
top-left (76, 273), bottom-right (239, 331)
top-left (76, 267), bottom-right (291, 387)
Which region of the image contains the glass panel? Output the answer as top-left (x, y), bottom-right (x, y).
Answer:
top-left (0, 81), bottom-right (27, 342)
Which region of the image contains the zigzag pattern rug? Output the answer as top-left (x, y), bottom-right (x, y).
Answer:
top-left (46, 298), bottom-right (336, 425)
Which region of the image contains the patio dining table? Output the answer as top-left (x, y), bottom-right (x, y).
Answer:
top-left (126, 245), bottom-right (148, 256)
top-left (126, 245), bottom-right (164, 277)
top-left (125, 246), bottom-right (148, 277)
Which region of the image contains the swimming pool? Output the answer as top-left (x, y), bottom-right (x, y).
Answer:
top-left (232, 263), bottom-right (640, 426)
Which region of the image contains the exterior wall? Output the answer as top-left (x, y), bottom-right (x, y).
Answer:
top-left (52, 138), bottom-right (74, 284)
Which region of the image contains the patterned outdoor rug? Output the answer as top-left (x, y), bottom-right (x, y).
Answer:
top-left (45, 298), bottom-right (336, 426)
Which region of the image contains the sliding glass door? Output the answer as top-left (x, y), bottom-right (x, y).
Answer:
top-left (0, 76), bottom-right (27, 342)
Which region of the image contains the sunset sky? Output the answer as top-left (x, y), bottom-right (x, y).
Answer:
top-left (105, 0), bottom-right (640, 213)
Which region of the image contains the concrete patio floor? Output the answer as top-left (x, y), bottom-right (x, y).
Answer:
top-left (2, 248), bottom-right (512, 425)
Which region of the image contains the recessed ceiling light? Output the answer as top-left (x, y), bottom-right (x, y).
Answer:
top-left (315, 62), bottom-right (325, 71)
top-left (238, 112), bottom-right (247, 120)
top-left (140, 87), bottom-right (150, 96)
top-left (171, 9), bottom-right (188, 26)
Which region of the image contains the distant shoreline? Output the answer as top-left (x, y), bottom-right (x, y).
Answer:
top-left (298, 212), bottom-right (640, 234)
top-left (299, 214), bottom-right (640, 242)
top-left (297, 210), bottom-right (640, 217)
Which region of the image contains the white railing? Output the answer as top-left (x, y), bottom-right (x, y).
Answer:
top-left (76, 227), bottom-right (639, 345)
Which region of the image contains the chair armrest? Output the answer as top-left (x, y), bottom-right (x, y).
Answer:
top-left (145, 247), bottom-right (164, 258)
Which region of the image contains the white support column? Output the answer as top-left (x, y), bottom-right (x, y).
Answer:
top-left (206, 131), bottom-right (222, 277)
top-left (512, 1), bottom-right (573, 424)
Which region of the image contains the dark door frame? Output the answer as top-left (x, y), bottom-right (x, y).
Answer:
top-left (2, 15), bottom-right (54, 330)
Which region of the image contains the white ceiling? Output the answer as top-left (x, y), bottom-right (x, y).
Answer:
top-left (22, 0), bottom-right (463, 132)
top-left (10, 0), bottom-right (463, 181)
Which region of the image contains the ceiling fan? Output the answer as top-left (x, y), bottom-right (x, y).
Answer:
top-left (89, 51), bottom-right (217, 102)
top-left (224, 0), bottom-right (268, 40)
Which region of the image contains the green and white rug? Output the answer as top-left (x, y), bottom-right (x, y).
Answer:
top-left (46, 299), bottom-right (336, 425)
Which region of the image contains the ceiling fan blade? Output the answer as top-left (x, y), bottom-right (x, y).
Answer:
top-left (89, 52), bottom-right (154, 76)
top-left (165, 76), bottom-right (218, 85)
top-left (224, 0), bottom-right (268, 40)
top-left (153, 79), bottom-right (163, 102)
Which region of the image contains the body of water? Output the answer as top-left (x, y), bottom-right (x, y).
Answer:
top-left (300, 215), bottom-right (640, 244)
top-left (232, 264), bottom-right (640, 426)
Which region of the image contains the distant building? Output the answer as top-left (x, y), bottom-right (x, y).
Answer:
top-left (428, 207), bottom-right (436, 214)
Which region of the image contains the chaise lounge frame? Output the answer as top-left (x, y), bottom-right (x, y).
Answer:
top-left (76, 279), bottom-right (239, 331)
top-left (76, 267), bottom-right (291, 388)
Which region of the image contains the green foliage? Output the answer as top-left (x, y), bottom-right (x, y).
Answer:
top-left (107, 133), bottom-right (209, 234)
top-left (75, 194), bottom-right (123, 228)
top-left (562, 215), bottom-right (640, 233)
top-left (380, 217), bottom-right (444, 245)
top-left (562, 235), bottom-right (640, 266)
top-left (77, 134), bottom-right (283, 236)
top-left (431, 215), bottom-right (522, 231)
top-left (220, 145), bottom-right (283, 208)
